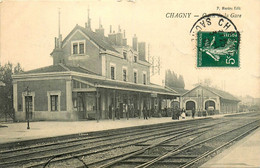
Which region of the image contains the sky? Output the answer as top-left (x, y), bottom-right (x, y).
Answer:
top-left (0, 0), bottom-right (259, 98)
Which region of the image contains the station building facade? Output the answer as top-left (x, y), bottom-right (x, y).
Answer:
top-left (181, 85), bottom-right (240, 114)
top-left (13, 19), bottom-right (179, 121)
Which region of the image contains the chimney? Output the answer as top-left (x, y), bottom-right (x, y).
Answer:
top-left (95, 24), bottom-right (104, 37)
top-left (116, 32), bottom-right (123, 46)
top-left (122, 30), bottom-right (127, 46)
top-left (55, 37), bottom-right (58, 48)
top-left (52, 8), bottom-right (64, 65)
top-left (138, 42), bottom-right (146, 61)
top-left (110, 25), bottom-right (112, 33)
top-left (123, 39), bottom-right (127, 46)
top-left (85, 22), bottom-right (88, 28)
top-left (108, 33), bottom-right (117, 45)
top-left (58, 34), bottom-right (62, 48)
top-left (88, 18), bottom-right (91, 29)
top-left (132, 34), bottom-right (138, 51)
top-left (87, 7), bottom-right (91, 30)
top-left (116, 25), bottom-right (123, 46)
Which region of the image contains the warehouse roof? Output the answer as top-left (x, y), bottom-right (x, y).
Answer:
top-left (182, 85), bottom-right (240, 102)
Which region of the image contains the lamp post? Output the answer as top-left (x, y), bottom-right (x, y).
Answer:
top-left (24, 86), bottom-right (31, 129)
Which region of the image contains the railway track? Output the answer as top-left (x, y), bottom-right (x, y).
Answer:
top-left (0, 118), bottom-right (219, 168)
top-left (94, 115), bottom-right (260, 168)
top-left (0, 112), bottom-right (259, 168)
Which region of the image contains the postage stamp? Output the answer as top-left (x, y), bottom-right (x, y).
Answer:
top-left (197, 31), bottom-right (240, 67)
top-left (190, 13), bottom-right (240, 68)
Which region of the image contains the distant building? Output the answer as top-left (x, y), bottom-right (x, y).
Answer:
top-left (181, 85), bottom-right (240, 114)
top-left (239, 95), bottom-right (257, 106)
top-left (12, 13), bottom-right (179, 121)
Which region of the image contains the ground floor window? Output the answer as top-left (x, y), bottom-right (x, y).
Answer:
top-left (50, 95), bottom-right (58, 111)
top-left (47, 91), bottom-right (61, 112)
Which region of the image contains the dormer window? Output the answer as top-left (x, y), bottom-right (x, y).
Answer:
top-left (143, 74), bottom-right (146, 85)
top-left (123, 69), bottom-right (127, 81)
top-left (71, 40), bottom-right (86, 55)
top-left (79, 43), bottom-right (84, 54)
top-left (110, 63), bottom-right (116, 80)
top-left (73, 43), bottom-right (78, 54)
top-left (143, 71), bottom-right (147, 85)
top-left (122, 66), bottom-right (128, 82)
top-left (123, 52), bottom-right (127, 59)
top-left (134, 55), bottom-right (137, 62)
top-left (111, 66), bottom-right (115, 80)
top-left (133, 69), bottom-right (138, 83)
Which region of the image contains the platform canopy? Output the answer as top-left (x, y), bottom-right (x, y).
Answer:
top-left (13, 64), bottom-right (180, 98)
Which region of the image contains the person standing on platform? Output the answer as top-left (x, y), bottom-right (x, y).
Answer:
top-left (115, 106), bottom-right (120, 120)
top-left (192, 107), bottom-right (195, 119)
top-left (164, 107), bottom-right (168, 117)
top-left (181, 108), bottom-right (186, 119)
top-left (126, 104), bottom-right (129, 120)
top-left (177, 107), bottom-right (181, 120)
top-left (172, 106), bottom-right (176, 120)
top-left (147, 108), bottom-right (151, 118)
top-left (151, 107), bottom-right (155, 117)
top-left (143, 107), bottom-right (148, 120)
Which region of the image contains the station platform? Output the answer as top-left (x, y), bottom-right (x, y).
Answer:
top-left (200, 127), bottom-right (260, 168)
top-left (0, 112), bottom-right (255, 145)
top-left (0, 116), bottom-right (195, 144)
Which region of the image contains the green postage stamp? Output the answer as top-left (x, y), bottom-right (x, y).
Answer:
top-left (197, 31), bottom-right (240, 67)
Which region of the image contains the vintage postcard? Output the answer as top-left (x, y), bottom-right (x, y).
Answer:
top-left (0, 0), bottom-right (259, 167)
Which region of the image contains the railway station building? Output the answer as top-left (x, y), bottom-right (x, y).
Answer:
top-left (12, 17), bottom-right (179, 121)
top-left (181, 85), bottom-right (240, 114)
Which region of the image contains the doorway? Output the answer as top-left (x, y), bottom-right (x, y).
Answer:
top-left (186, 101), bottom-right (195, 110)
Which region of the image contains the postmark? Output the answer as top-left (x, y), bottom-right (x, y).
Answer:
top-left (190, 13), bottom-right (240, 68)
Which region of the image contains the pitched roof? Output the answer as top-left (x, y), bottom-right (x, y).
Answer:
top-left (203, 86), bottom-right (240, 101)
top-left (165, 86), bottom-right (188, 95)
top-left (183, 85), bottom-right (240, 102)
top-left (65, 64), bottom-right (99, 75)
top-left (62, 25), bottom-right (118, 53)
top-left (21, 64), bottom-right (68, 74)
top-left (20, 64), bottom-right (98, 75)
top-left (16, 64), bottom-right (178, 96)
top-left (75, 76), bottom-right (179, 96)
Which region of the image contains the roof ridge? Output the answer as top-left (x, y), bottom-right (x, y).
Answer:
top-left (77, 65), bottom-right (100, 75)
top-left (202, 85), bottom-right (240, 101)
top-left (23, 64), bottom-right (56, 73)
top-left (164, 85), bottom-right (178, 93)
top-left (58, 63), bottom-right (70, 71)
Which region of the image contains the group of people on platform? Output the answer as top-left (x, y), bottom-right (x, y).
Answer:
top-left (172, 106), bottom-right (196, 120)
top-left (109, 104), bottom-right (208, 120)
top-left (109, 104), bottom-right (156, 120)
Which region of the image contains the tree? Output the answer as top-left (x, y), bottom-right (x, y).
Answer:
top-left (165, 69), bottom-right (185, 89)
top-left (178, 75), bottom-right (185, 89)
top-left (0, 62), bottom-right (24, 121)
